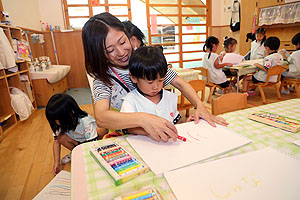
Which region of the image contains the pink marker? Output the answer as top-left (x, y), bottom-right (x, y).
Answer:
top-left (177, 135), bottom-right (187, 142)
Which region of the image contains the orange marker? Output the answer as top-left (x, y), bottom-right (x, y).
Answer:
top-left (177, 135), bottom-right (186, 142)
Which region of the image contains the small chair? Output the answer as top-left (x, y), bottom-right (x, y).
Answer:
top-left (177, 79), bottom-right (206, 117)
top-left (280, 77), bottom-right (300, 97)
top-left (194, 67), bottom-right (226, 103)
top-left (247, 65), bottom-right (284, 104)
top-left (212, 93), bottom-right (247, 115)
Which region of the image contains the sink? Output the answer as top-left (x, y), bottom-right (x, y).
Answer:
top-left (30, 65), bottom-right (71, 83)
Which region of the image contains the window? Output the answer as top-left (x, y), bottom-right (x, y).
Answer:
top-left (62, 0), bottom-right (209, 68)
top-left (62, 0), bottom-right (132, 28)
top-left (146, 0), bottom-right (208, 68)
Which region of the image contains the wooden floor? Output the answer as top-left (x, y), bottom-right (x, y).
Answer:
top-left (0, 89), bottom-right (298, 200)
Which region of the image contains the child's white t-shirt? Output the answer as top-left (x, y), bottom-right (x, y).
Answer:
top-left (253, 52), bottom-right (283, 82)
top-left (120, 89), bottom-right (180, 124)
top-left (203, 52), bottom-right (227, 84)
top-left (282, 49), bottom-right (300, 78)
top-left (250, 40), bottom-right (265, 60)
top-left (54, 115), bottom-right (98, 143)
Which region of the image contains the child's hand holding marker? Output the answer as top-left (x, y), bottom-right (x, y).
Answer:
top-left (177, 135), bottom-right (187, 142)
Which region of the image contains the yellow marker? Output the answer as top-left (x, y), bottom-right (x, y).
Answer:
top-left (119, 164), bottom-right (141, 175)
top-left (123, 190), bottom-right (151, 200)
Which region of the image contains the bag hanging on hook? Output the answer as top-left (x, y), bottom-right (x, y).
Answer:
top-left (230, 0), bottom-right (240, 32)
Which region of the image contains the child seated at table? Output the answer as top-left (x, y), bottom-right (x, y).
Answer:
top-left (120, 46), bottom-right (181, 126)
top-left (242, 37), bottom-right (284, 93)
top-left (203, 36), bottom-right (233, 93)
top-left (281, 32), bottom-right (300, 79)
top-left (46, 94), bottom-right (102, 175)
top-left (248, 28), bottom-right (266, 60)
top-left (221, 36), bottom-right (239, 77)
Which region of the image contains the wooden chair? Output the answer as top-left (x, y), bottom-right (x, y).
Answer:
top-left (247, 65), bottom-right (284, 104)
top-left (280, 77), bottom-right (300, 97)
top-left (194, 67), bottom-right (226, 103)
top-left (212, 93), bottom-right (247, 115)
top-left (177, 79), bottom-right (206, 117)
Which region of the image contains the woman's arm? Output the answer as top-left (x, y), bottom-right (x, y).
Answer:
top-left (94, 99), bottom-right (178, 142)
top-left (171, 76), bottom-right (228, 126)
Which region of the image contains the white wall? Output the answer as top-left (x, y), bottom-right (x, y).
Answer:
top-left (212, 0), bottom-right (236, 26)
top-left (2, 0), bottom-right (64, 30)
top-left (39, 0), bottom-right (65, 30)
top-left (2, 0), bottom-right (41, 30)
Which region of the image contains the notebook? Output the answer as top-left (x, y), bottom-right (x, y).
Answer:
top-left (164, 148), bottom-right (300, 200)
top-left (126, 120), bottom-right (251, 175)
top-left (33, 170), bottom-right (70, 200)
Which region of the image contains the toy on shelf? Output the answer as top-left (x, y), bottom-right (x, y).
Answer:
top-left (248, 111), bottom-right (300, 133)
top-left (90, 142), bottom-right (149, 186)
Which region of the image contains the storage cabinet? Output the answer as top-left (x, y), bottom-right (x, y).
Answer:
top-left (259, 0), bottom-right (285, 8)
top-left (32, 76), bottom-right (68, 107)
top-left (0, 24), bottom-right (37, 141)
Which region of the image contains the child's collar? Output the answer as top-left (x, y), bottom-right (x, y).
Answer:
top-left (268, 51), bottom-right (277, 56)
top-left (136, 87), bottom-right (163, 100)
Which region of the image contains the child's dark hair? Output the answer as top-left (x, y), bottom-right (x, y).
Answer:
top-left (203, 36), bottom-right (219, 59)
top-left (129, 46), bottom-right (167, 80)
top-left (223, 36), bottom-right (237, 52)
top-left (292, 32), bottom-right (300, 46)
top-left (264, 36), bottom-right (280, 51)
top-left (82, 12), bottom-right (128, 86)
top-left (46, 94), bottom-right (87, 135)
top-left (255, 28), bottom-right (266, 45)
top-left (123, 20), bottom-right (146, 47)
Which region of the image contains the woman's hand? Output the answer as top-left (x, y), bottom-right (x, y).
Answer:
top-left (140, 114), bottom-right (178, 142)
top-left (187, 108), bottom-right (229, 127)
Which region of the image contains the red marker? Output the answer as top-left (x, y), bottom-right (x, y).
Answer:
top-left (177, 135), bottom-right (187, 142)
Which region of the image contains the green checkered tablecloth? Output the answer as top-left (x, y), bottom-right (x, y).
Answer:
top-left (224, 65), bottom-right (258, 76)
top-left (75, 99), bottom-right (300, 199)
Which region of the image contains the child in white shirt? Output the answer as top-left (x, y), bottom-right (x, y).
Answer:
top-left (46, 94), bottom-right (100, 175)
top-left (281, 32), bottom-right (300, 79)
top-left (203, 36), bottom-right (233, 93)
top-left (221, 36), bottom-right (239, 77)
top-left (120, 46), bottom-right (181, 125)
top-left (242, 37), bottom-right (283, 92)
top-left (250, 28), bottom-right (266, 60)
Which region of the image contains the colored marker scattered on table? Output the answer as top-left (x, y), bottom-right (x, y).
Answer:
top-left (177, 135), bottom-right (186, 142)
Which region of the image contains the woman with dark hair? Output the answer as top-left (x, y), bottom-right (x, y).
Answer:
top-left (122, 20), bottom-right (146, 50)
top-left (82, 12), bottom-right (228, 142)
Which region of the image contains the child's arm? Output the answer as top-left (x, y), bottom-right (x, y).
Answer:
top-left (214, 57), bottom-right (233, 69)
top-left (53, 139), bottom-right (61, 175)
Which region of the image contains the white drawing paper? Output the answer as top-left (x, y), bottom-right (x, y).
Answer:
top-left (165, 148), bottom-right (300, 200)
top-left (126, 120), bottom-right (251, 175)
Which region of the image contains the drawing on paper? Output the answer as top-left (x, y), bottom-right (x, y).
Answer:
top-left (210, 176), bottom-right (261, 199)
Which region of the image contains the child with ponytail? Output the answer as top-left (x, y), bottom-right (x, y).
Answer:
top-left (203, 36), bottom-right (233, 93)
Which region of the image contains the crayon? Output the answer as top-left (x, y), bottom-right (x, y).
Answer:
top-left (177, 135), bottom-right (186, 142)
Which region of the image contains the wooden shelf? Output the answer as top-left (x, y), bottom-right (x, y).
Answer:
top-left (0, 24), bottom-right (37, 141)
top-left (0, 113), bottom-right (13, 123)
top-left (16, 60), bottom-right (26, 64)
